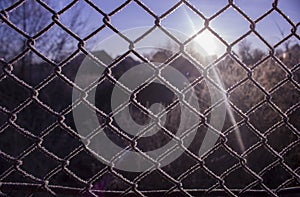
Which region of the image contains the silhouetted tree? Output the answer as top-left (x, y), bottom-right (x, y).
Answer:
top-left (0, 0), bottom-right (83, 63)
top-left (238, 40), bottom-right (265, 66)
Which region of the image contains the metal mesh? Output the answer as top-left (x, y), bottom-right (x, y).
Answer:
top-left (0, 0), bottom-right (299, 196)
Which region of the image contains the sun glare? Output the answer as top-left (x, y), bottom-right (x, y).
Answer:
top-left (195, 30), bottom-right (217, 56)
top-left (182, 6), bottom-right (218, 56)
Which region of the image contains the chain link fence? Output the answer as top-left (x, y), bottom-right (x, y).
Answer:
top-left (0, 0), bottom-right (299, 196)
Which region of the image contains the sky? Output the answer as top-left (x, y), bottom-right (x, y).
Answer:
top-left (47, 0), bottom-right (300, 57)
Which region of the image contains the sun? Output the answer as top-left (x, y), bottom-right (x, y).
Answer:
top-left (181, 6), bottom-right (218, 56)
top-left (194, 30), bottom-right (217, 56)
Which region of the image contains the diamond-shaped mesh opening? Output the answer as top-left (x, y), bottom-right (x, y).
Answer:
top-left (232, 33), bottom-right (269, 68)
top-left (16, 101), bottom-right (57, 136)
top-left (110, 2), bottom-right (154, 39)
top-left (38, 76), bottom-right (73, 112)
top-left (60, 52), bottom-right (86, 83)
top-left (42, 125), bottom-right (82, 159)
top-left (229, 80), bottom-right (265, 113)
top-left (161, 4), bottom-right (204, 38)
top-left (110, 104), bottom-right (179, 152)
top-left (277, 0), bottom-right (299, 22)
top-left (253, 58), bottom-right (287, 91)
top-left (67, 149), bottom-right (107, 181)
top-left (162, 151), bottom-right (198, 179)
top-left (187, 29), bottom-right (226, 65)
top-left (262, 164), bottom-right (293, 189)
top-left (59, 1), bottom-right (104, 39)
top-left (256, 11), bottom-right (292, 46)
top-left (48, 169), bottom-right (86, 189)
top-left (271, 81), bottom-right (300, 112)
top-left (267, 124), bottom-right (298, 152)
top-left (185, 79), bottom-right (212, 114)
top-left (209, 55), bottom-right (248, 90)
top-left (135, 28), bottom-right (181, 55)
top-left (0, 76), bottom-right (31, 111)
top-left (92, 77), bottom-right (129, 115)
top-left (210, 7), bottom-right (250, 44)
top-left (167, 54), bottom-right (202, 83)
top-left (9, 50), bottom-right (54, 86)
top-left (282, 143), bottom-right (300, 170)
top-left (226, 124), bottom-right (260, 155)
top-left (245, 145), bottom-right (277, 174)
top-left (34, 24), bottom-right (79, 63)
top-left (275, 39), bottom-right (300, 69)
top-left (0, 23), bottom-right (26, 61)
top-left (63, 52), bottom-right (109, 90)
top-left (204, 146), bottom-right (239, 176)
top-left (71, 104), bottom-right (105, 138)
top-left (249, 103), bottom-right (282, 133)
top-left (0, 126), bottom-right (34, 157)
top-left (65, 97), bottom-right (106, 136)
top-left (21, 148), bottom-right (60, 179)
top-left (218, 105), bottom-right (244, 133)
top-left (7, 0), bottom-right (52, 36)
top-left (89, 126), bottom-right (131, 155)
top-left (224, 166), bottom-right (256, 189)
